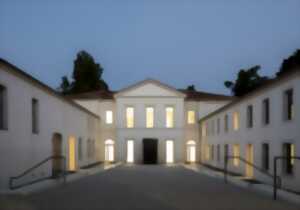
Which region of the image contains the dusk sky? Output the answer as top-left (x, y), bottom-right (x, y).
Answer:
top-left (1, 1), bottom-right (300, 94)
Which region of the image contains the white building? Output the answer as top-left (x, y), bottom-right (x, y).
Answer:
top-left (0, 59), bottom-right (101, 190)
top-left (200, 69), bottom-right (300, 192)
top-left (2, 57), bottom-right (298, 193)
top-left (0, 59), bottom-right (232, 190)
top-left (70, 79), bottom-right (232, 164)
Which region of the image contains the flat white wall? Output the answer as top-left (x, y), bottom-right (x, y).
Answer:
top-left (0, 65), bottom-right (100, 190)
top-left (200, 73), bottom-right (300, 191)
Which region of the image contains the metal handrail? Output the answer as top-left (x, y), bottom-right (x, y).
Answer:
top-left (9, 155), bottom-right (67, 190)
top-left (273, 156), bottom-right (300, 200)
top-left (224, 155), bottom-right (281, 200)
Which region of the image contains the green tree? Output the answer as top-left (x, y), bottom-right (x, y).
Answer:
top-left (224, 65), bottom-right (269, 97)
top-left (277, 49), bottom-right (300, 77)
top-left (60, 50), bottom-right (109, 94)
top-left (186, 85), bottom-right (196, 91)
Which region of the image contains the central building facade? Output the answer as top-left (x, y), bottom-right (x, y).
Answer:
top-left (71, 79), bottom-right (232, 164)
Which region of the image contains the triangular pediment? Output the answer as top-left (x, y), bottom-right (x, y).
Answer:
top-left (114, 79), bottom-right (186, 98)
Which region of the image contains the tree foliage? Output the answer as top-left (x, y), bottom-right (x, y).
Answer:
top-left (186, 85), bottom-right (196, 91)
top-left (224, 65), bottom-right (269, 97)
top-left (59, 50), bottom-right (109, 94)
top-left (277, 49), bottom-right (300, 77)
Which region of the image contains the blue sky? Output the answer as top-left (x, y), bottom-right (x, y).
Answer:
top-left (1, 0), bottom-right (300, 94)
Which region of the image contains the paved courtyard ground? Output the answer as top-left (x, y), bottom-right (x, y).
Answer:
top-left (3, 165), bottom-right (299, 210)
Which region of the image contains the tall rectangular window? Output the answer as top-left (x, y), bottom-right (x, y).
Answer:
top-left (166, 107), bottom-right (174, 128)
top-left (217, 118), bottom-right (220, 134)
top-left (217, 144), bottom-right (220, 162)
top-left (284, 89), bottom-right (294, 121)
top-left (205, 145), bottom-right (210, 160)
top-left (126, 107), bottom-right (134, 128)
top-left (78, 138), bottom-right (82, 161)
top-left (233, 112), bottom-right (240, 131)
top-left (262, 143), bottom-right (269, 170)
top-left (247, 105), bottom-right (253, 128)
top-left (283, 143), bottom-right (295, 175)
top-left (262, 98), bottom-right (270, 125)
top-left (201, 122), bottom-right (207, 137)
top-left (211, 145), bottom-right (214, 161)
top-left (0, 85), bottom-right (7, 130)
top-left (187, 110), bottom-right (196, 124)
top-left (224, 115), bottom-right (229, 132)
top-left (146, 107), bottom-right (154, 128)
top-left (106, 110), bottom-right (113, 124)
top-left (32, 98), bottom-right (39, 134)
top-left (233, 144), bottom-right (240, 166)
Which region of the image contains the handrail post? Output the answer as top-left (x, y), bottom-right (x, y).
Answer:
top-left (273, 157), bottom-right (277, 200)
top-left (224, 155), bottom-right (228, 183)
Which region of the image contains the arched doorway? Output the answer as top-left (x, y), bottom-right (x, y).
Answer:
top-left (52, 133), bottom-right (62, 177)
top-left (186, 140), bottom-right (196, 163)
top-left (105, 139), bottom-right (114, 162)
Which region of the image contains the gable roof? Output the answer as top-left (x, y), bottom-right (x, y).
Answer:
top-left (66, 90), bottom-right (115, 100)
top-left (0, 58), bottom-right (100, 119)
top-left (114, 78), bottom-right (186, 97)
top-left (178, 89), bottom-right (233, 101)
top-left (200, 68), bottom-right (300, 122)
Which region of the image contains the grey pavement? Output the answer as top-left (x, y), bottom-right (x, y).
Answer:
top-left (5, 164), bottom-right (299, 210)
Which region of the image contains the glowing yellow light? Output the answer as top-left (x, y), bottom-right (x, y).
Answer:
top-left (233, 144), bottom-right (240, 166)
top-left (146, 107), bottom-right (154, 128)
top-left (68, 136), bottom-right (76, 171)
top-left (166, 140), bottom-right (174, 163)
top-left (166, 107), bottom-right (174, 128)
top-left (106, 110), bottom-right (113, 124)
top-left (187, 140), bottom-right (196, 162)
top-left (233, 112), bottom-right (240, 131)
top-left (291, 144), bottom-right (295, 165)
top-left (105, 139), bottom-right (114, 162)
top-left (188, 111), bottom-right (195, 124)
top-left (127, 140), bottom-right (134, 163)
top-left (126, 107), bottom-right (134, 128)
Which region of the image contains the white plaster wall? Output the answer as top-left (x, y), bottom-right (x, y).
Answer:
top-left (0, 66), bottom-right (100, 190)
top-left (201, 73), bottom-right (300, 192)
top-left (115, 97), bottom-right (185, 163)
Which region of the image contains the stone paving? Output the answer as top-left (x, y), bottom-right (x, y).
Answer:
top-left (2, 164), bottom-right (299, 210)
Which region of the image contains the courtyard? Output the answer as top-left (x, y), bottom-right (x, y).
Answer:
top-left (3, 164), bottom-right (298, 210)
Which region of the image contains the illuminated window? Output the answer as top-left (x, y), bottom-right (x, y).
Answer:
top-left (284, 89), bottom-right (294, 121)
top-left (187, 140), bottom-right (196, 162)
top-left (32, 98), bottom-right (39, 134)
top-left (105, 139), bottom-right (114, 162)
top-left (233, 144), bottom-right (240, 166)
top-left (0, 85), bottom-right (8, 130)
top-left (68, 136), bottom-right (76, 171)
top-left (146, 107), bottom-right (154, 128)
top-left (127, 140), bottom-right (134, 163)
top-left (126, 107), bottom-right (134, 128)
top-left (283, 143), bottom-right (295, 174)
top-left (166, 140), bottom-right (174, 163)
top-left (106, 110), bottom-right (113, 124)
top-left (233, 112), bottom-right (240, 131)
top-left (187, 110), bottom-right (196, 124)
top-left (166, 107), bottom-right (174, 128)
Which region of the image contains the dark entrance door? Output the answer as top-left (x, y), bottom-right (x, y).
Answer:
top-left (143, 138), bottom-right (158, 164)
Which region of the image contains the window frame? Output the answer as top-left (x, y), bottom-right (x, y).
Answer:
top-left (165, 106), bottom-right (174, 128)
top-left (146, 106), bottom-right (154, 128)
top-left (262, 98), bottom-right (270, 125)
top-left (126, 106), bottom-right (134, 128)
top-left (105, 110), bottom-right (113, 124)
top-left (32, 98), bottom-right (39, 134)
top-left (0, 85), bottom-right (8, 130)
